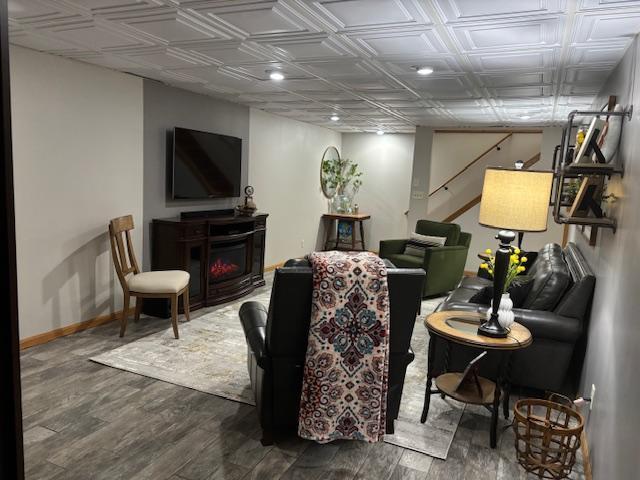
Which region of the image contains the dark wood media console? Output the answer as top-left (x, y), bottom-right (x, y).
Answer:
top-left (145, 209), bottom-right (268, 317)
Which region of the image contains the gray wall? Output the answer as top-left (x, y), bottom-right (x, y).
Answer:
top-left (569, 35), bottom-right (640, 478)
top-left (143, 80), bottom-right (250, 269)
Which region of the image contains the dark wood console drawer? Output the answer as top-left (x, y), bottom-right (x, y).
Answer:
top-left (182, 224), bottom-right (205, 239)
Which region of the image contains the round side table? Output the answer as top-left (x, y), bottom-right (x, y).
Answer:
top-left (420, 310), bottom-right (532, 448)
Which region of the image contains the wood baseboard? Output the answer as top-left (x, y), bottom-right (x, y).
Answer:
top-left (19, 308), bottom-right (133, 350)
top-left (264, 261), bottom-right (285, 272)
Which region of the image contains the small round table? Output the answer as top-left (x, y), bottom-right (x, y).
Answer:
top-left (420, 310), bottom-right (532, 448)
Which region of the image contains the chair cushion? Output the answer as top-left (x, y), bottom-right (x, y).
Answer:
top-left (383, 254), bottom-right (423, 269)
top-left (127, 270), bottom-right (189, 294)
top-left (403, 233), bottom-right (447, 258)
top-left (415, 220), bottom-right (460, 246)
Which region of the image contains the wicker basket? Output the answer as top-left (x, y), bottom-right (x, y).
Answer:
top-left (513, 394), bottom-right (584, 479)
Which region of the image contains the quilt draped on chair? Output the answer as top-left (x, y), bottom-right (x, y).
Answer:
top-left (298, 251), bottom-right (390, 443)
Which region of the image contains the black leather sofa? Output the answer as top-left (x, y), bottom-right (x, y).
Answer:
top-left (239, 258), bottom-right (425, 445)
top-left (434, 242), bottom-right (595, 393)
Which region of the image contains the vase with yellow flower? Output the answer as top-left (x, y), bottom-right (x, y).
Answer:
top-left (479, 247), bottom-right (528, 330)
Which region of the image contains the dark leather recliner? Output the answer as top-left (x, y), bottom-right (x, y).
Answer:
top-left (433, 242), bottom-right (595, 393)
top-left (239, 258), bottom-right (425, 445)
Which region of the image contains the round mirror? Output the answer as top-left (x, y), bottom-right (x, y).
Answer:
top-left (320, 146), bottom-right (340, 198)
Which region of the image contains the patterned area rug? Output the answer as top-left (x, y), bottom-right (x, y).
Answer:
top-left (91, 289), bottom-right (465, 459)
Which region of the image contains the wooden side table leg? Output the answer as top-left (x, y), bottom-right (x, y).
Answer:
top-left (359, 220), bottom-right (366, 251)
top-left (490, 352), bottom-right (510, 448)
top-left (420, 334), bottom-right (438, 423)
top-left (351, 220), bottom-right (356, 251)
top-left (502, 352), bottom-right (514, 420)
top-left (490, 383), bottom-right (500, 448)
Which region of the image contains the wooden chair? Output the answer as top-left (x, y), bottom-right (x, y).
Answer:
top-left (108, 215), bottom-right (190, 338)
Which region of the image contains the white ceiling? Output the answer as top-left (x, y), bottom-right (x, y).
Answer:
top-left (8, 0), bottom-right (640, 133)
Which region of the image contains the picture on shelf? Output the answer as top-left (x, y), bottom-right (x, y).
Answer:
top-left (573, 117), bottom-right (605, 164)
top-left (568, 176), bottom-right (604, 218)
top-left (337, 220), bottom-right (353, 245)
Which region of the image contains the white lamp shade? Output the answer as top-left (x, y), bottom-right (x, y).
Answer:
top-left (479, 168), bottom-right (554, 232)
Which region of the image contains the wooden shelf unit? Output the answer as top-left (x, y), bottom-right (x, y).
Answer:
top-left (551, 104), bottom-right (632, 245)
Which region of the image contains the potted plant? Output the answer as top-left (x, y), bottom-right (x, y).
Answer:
top-left (479, 247), bottom-right (528, 329)
top-left (321, 157), bottom-right (363, 213)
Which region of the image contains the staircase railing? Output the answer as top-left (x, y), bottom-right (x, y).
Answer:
top-left (428, 133), bottom-right (513, 197)
top-left (443, 152), bottom-right (541, 222)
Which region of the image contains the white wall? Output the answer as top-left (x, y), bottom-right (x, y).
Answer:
top-left (248, 109), bottom-right (341, 266)
top-left (425, 128), bottom-right (563, 270)
top-left (427, 132), bottom-right (542, 221)
top-left (10, 46), bottom-right (143, 340)
top-left (342, 133), bottom-right (415, 249)
top-left (569, 35), bottom-right (640, 480)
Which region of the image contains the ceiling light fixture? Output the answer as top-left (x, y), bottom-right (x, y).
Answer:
top-left (415, 66), bottom-right (434, 76)
top-left (376, 130), bottom-right (385, 136)
top-left (269, 71), bottom-right (284, 81)
top-left (330, 115), bottom-right (340, 121)
top-left (519, 114), bottom-right (531, 120)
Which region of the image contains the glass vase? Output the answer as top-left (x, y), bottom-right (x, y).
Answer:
top-left (332, 193), bottom-right (353, 214)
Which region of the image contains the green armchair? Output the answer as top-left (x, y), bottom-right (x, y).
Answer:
top-left (379, 220), bottom-right (471, 297)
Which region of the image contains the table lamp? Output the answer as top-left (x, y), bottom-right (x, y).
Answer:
top-left (477, 167), bottom-right (554, 338)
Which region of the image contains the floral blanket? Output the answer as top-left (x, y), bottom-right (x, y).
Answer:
top-left (298, 251), bottom-right (390, 443)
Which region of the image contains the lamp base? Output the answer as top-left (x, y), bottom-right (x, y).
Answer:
top-left (478, 314), bottom-right (509, 338)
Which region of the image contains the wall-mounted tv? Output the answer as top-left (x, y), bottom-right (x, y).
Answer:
top-left (171, 127), bottom-right (241, 199)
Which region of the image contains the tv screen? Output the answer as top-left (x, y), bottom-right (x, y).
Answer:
top-left (172, 127), bottom-right (241, 199)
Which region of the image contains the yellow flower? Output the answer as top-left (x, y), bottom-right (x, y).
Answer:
top-left (517, 266), bottom-right (526, 273)
top-left (510, 254), bottom-right (519, 263)
top-left (521, 256), bottom-right (528, 263)
top-left (485, 248), bottom-right (492, 254)
top-left (488, 269), bottom-right (493, 275)
top-left (513, 247), bottom-right (521, 255)
top-left (479, 263), bottom-right (488, 270)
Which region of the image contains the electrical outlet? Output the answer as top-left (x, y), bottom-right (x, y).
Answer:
top-left (300, 239), bottom-right (304, 249)
top-left (590, 384), bottom-right (596, 411)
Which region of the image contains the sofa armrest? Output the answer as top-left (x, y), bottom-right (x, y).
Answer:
top-left (423, 245), bottom-right (468, 277)
top-left (379, 239), bottom-right (408, 257)
top-left (239, 301), bottom-right (269, 369)
top-left (437, 301), bottom-right (582, 343)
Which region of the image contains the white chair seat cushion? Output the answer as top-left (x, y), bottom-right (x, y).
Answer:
top-left (127, 270), bottom-right (189, 294)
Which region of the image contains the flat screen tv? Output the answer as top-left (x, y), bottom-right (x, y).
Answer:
top-left (171, 127), bottom-right (241, 199)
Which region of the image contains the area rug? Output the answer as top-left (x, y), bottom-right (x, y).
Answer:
top-left (90, 289), bottom-right (465, 459)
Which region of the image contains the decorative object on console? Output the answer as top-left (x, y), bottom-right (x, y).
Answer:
top-left (236, 185), bottom-right (257, 216)
top-left (478, 167), bottom-right (553, 338)
top-left (109, 215), bottom-right (190, 339)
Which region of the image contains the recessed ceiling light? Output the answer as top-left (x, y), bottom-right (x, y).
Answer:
top-left (519, 115), bottom-right (531, 120)
top-left (415, 66), bottom-right (434, 76)
top-left (269, 71), bottom-right (284, 81)
top-left (330, 115), bottom-right (340, 121)
top-left (376, 130), bottom-right (385, 136)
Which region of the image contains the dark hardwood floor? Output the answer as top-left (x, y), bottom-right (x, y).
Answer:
top-left (20, 276), bottom-right (584, 480)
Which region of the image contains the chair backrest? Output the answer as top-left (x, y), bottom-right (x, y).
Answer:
top-left (265, 259), bottom-right (425, 359)
top-left (458, 231), bottom-right (472, 248)
top-left (108, 215), bottom-right (140, 290)
top-left (415, 220), bottom-right (461, 246)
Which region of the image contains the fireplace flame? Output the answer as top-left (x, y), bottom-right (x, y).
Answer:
top-left (210, 258), bottom-right (240, 279)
